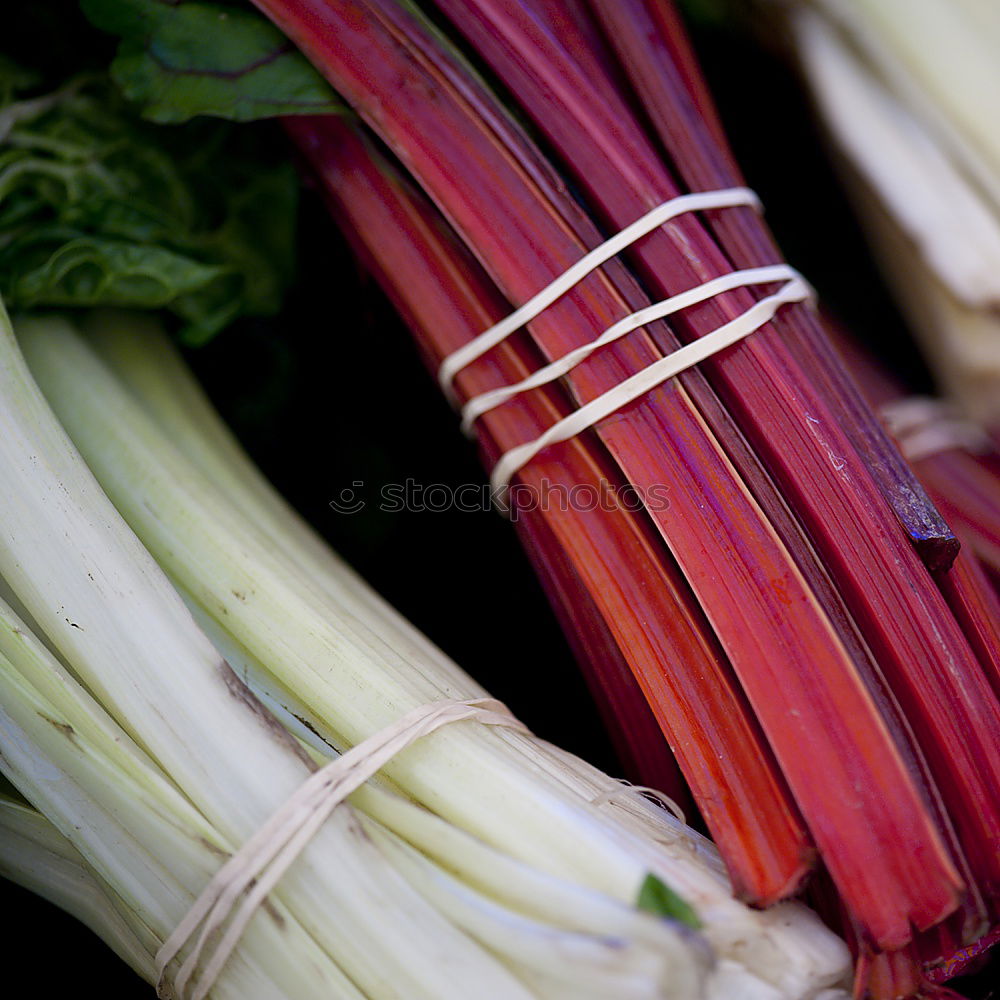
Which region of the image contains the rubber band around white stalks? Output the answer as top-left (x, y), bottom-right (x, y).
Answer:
top-left (437, 187), bottom-right (762, 398)
top-left (155, 698), bottom-right (526, 1000)
top-left (880, 397), bottom-right (992, 462)
top-left (490, 272), bottom-right (813, 505)
top-left (591, 781), bottom-right (687, 825)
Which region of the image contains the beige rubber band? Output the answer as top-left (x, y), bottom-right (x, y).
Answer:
top-left (880, 397), bottom-right (992, 462)
top-left (880, 397), bottom-right (952, 437)
top-left (460, 264), bottom-right (803, 435)
top-left (491, 273), bottom-right (813, 505)
top-left (591, 781), bottom-right (687, 825)
top-left (437, 187), bottom-right (762, 399)
top-left (156, 698), bottom-right (526, 1000)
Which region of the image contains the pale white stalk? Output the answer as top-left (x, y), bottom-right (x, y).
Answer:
top-left (171, 560), bottom-right (725, 999)
top-left (0, 627), bottom-right (362, 1000)
top-left (0, 304), bottom-right (540, 999)
top-left (808, 0), bottom-right (1000, 217)
top-left (364, 823), bottom-right (709, 1000)
top-left (151, 574), bottom-right (723, 999)
top-left (844, 174), bottom-right (1000, 425)
top-left (20, 314), bottom-right (851, 999)
top-left (0, 794), bottom-right (158, 980)
top-left (20, 316), bottom-right (682, 892)
top-left (792, 7), bottom-right (1000, 308)
top-left (351, 781), bottom-right (697, 946)
top-left (200, 618), bottom-right (719, 989)
top-left (518, 740), bottom-right (849, 1000)
top-left (828, 0), bottom-right (1000, 191)
top-left (705, 963), bottom-right (799, 1000)
top-left (83, 308), bottom-right (478, 693)
top-left (791, 0), bottom-right (1000, 419)
top-left (0, 591), bottom-right (708, 1000)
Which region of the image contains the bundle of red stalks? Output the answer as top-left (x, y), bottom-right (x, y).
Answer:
top-left (246, 0), bottom-right (1000, 995)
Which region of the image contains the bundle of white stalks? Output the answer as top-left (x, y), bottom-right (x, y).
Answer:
top-left (788, 0), bottom-right (1000, 424)
top-left (0, 302), bottom-right (851, 999)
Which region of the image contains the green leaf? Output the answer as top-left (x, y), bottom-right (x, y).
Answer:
top-left (1, 230), bottom-right (231, 309)
top-left (81, 0), bottom-right (342, 123)
top-left (0, 77), bottom-right (298, 343)
top-left (636, 874), bottom-right (702, 929)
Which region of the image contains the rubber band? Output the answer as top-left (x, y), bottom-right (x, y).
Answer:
top-left (879, 397), bottom-right (991, 462)
top-left (437, 187), bottom-right (762, 398)
top-left (156, 698), bottom-right (526, 1000)
top-left (491, 272), bottom-right (813, 503)
top-left (879, 397), bottom-right (950, 438)
top-left (591, 781), bottom-right (687, 825)
top-left (460, 264), bottom-right (801, 435)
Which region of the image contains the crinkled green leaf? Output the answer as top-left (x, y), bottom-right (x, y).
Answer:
top-left (636, 874), bottom-right (702, 929)
top-left (0, 75), bottom-right (297, 343)
top-left (82, 0), bottom-right (342, 123)
top-left (1, 230), bottom-right (230, 308)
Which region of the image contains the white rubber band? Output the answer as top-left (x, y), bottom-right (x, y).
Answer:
top-left (880, 397), bottom-right (991, 462)
top-left (460, 265), bottom-right (801, 435)
top-left (491, 273), bottom-right (813, 502)
top-left (901, 424), bottom-right (989, 463)
top-left (156, 698), bottom-right (526, 1000)
top-left (437, 187), bottom-right (762, 398)
top-left (591, 781), bottom-right (687, 825)
top-left (879, 397), bottom-right (950, 438)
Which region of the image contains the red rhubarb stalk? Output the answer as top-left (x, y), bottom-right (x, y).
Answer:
top-left (426, 0), bottom-right (1000, 926)
top-left (583, 0), bottom-right (957, 569)
top-left (829, 327), bottom-right (1000, 704)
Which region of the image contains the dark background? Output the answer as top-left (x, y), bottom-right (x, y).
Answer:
top-left (2, 2), bottom-right (995, 997)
